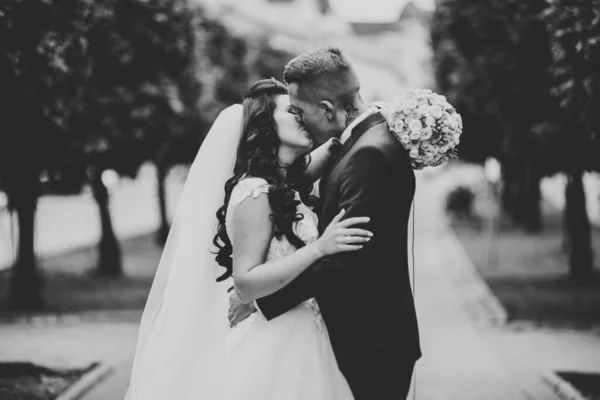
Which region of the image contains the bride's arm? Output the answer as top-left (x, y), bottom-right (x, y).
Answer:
top-left (304, 138), bottom-right (341, 180)
top-left (231, 192), bottom-right (370, 304)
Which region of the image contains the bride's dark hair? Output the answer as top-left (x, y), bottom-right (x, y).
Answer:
top-left (213, 79), bottom-right (318, 282)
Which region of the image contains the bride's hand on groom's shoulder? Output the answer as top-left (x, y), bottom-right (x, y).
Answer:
top-left (228, 290), bottom-right (257, 328)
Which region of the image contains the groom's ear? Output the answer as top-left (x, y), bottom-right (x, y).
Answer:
top-left (319, 100), bottom-right (335, 121)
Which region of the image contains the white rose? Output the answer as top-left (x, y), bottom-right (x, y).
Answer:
top-left (447, 117), bottom-right (458, 129)
top-left (420, 127), bottom-right (433, 140)
top-left (432, 154), bottom-right (447, 166)
top-left (412, 112), bottom-right (422, 123)
top-left (409, 149), bottom-right (419, 159)
top-left (401, 134), bottom-right (410, 144)
top-left (405, 99), bottom-right (417, 109)
top-left (424, 115), bottom-right (436, 127)
top-left (430, 105), bottom-right (443, 119)
top-left (393, 119), bottom-right (406, 133)
top-left (409, 119), bottom-right (422, 133)
top-left (410, 130), bottom-right (421, 140)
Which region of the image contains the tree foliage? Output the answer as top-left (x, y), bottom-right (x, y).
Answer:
top-left (0, 0), bottom-right (296, 306)
top-left (541, 0), bottom-right (600, 279)
top-left (0, 0), bottom-right (91, 309)
top-left (432, 0), bottom-right (600, 278)
top-left (541, 0), bottom-right (600, 173)
top-left (431, 0), bottom-right (554, 166)
top-left (432, 0), bottom-right (555, 232)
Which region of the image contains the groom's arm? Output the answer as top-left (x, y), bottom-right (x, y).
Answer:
top-left (256, 146), bottom-right (404, 320)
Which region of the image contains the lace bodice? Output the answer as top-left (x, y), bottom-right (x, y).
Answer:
top-left (225, 177), bottom-right (322, 327)
top-left (225, 177), bottom-right (320, 260)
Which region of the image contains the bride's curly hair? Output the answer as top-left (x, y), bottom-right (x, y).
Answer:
top-left (213, 79), bottom-right (319, 282)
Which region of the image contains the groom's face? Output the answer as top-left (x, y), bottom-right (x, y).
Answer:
top-left (287, 83), bottom-right (337, 147)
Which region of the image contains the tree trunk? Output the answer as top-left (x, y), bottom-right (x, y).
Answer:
top-left (156, 163), bottom-right (170, 244)
top-left (90, 168), bottom-right (122, 276)
top-left (8, 173), bottom-right (44, 310)
top-left (501, 162), bottom-right (520, 222)
top-left (501, 164), bottom-right (515, 215)
top-left (514, 165), bottom-right (527, 225)
top-left (562, 200), bottom-right (570, 253)
top-left (519, 164), bottom-right (542, 232)
top-left (565, 171), bottom-right (593, 281)
top-left (317, 0), bottom-right (331, 14)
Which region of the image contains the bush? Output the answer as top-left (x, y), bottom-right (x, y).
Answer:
top-left (445, 185), bottom-right (475, 217)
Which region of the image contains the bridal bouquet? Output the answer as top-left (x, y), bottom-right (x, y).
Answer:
top-left (378, 89), bottom-right (462, 169)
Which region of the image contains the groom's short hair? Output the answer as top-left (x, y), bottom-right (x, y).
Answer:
top-left (283, 47), bottom-right (351, 85)
top-left (283, 47), bottom-right (359, 105)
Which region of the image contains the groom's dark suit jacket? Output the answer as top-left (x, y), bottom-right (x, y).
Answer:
top-left (256, 111), bottom-right (421, 389)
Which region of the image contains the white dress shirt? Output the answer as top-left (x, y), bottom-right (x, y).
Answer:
top-left (339, 107), bottom-right (376, 144)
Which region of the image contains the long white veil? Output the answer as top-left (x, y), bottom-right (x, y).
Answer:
top-left (125, 105), bottom-right (243, 399)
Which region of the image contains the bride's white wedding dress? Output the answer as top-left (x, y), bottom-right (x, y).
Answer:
top-left (125, 107), bottom-right (353, 400)
top-left (221, 177), bottom-right (354, 400)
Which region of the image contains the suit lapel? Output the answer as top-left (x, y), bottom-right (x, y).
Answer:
top-left (322, 111), bottom-right (387, 183)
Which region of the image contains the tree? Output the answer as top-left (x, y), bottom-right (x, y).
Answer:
top-left (0, 0), bottom-right (91, 309)
top-left (151, 16), bottom-right (296, 243)
top-left (65, 0), bottom-right (199, 265)
top-left (151, 12), bottom-right (247, 243)
top-left (431, 0), bottom-right (556, 232)
top-left (251, 37), bottom-right (295, 81)
top-left (543, 0), bottom-right (600, 280)
top-left (317, 0), bottom-right (331, 15)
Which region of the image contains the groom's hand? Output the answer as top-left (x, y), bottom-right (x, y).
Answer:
top-left (228, 290), bottom-right (257, 327)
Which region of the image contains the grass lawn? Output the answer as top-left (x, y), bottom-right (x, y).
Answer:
top-left (450, 186), bottom-right (600, 330)
top-left (0, 362), bottom-right (95, 400)
top-left (558, 371), bottom-right (600, 400)
top-left (0, 233), bottom-right (162, 313)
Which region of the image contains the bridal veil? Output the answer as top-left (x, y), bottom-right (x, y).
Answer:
top-left (125, 105), bottom-right (243, 399)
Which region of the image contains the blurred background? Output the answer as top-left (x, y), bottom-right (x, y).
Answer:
top-left (0, 0), bottom-right (598, 399)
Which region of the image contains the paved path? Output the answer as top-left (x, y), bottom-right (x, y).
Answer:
top-left (407, 170), bottom-right (568, 399)
top-left (2, 170), bottom-right (599, 400)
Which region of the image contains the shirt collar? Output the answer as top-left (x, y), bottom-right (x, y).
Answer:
top-left (339, 107), bottom-right (376, 145)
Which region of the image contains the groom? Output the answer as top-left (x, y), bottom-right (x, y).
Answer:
top-left (230, 47), bottom-right (421, 399)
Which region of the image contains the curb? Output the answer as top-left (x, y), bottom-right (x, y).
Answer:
top-left (0, 310), bottom-right (142, 326)
top-left (542, 370), bottom-right (588, 400)
top-left (56, 363), bottom-right (113, 400)
top-left (443, 218), bottom-right (509, 327)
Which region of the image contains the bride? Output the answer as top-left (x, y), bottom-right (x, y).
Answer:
top-left (125, 79), bottom-right (372, 399)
